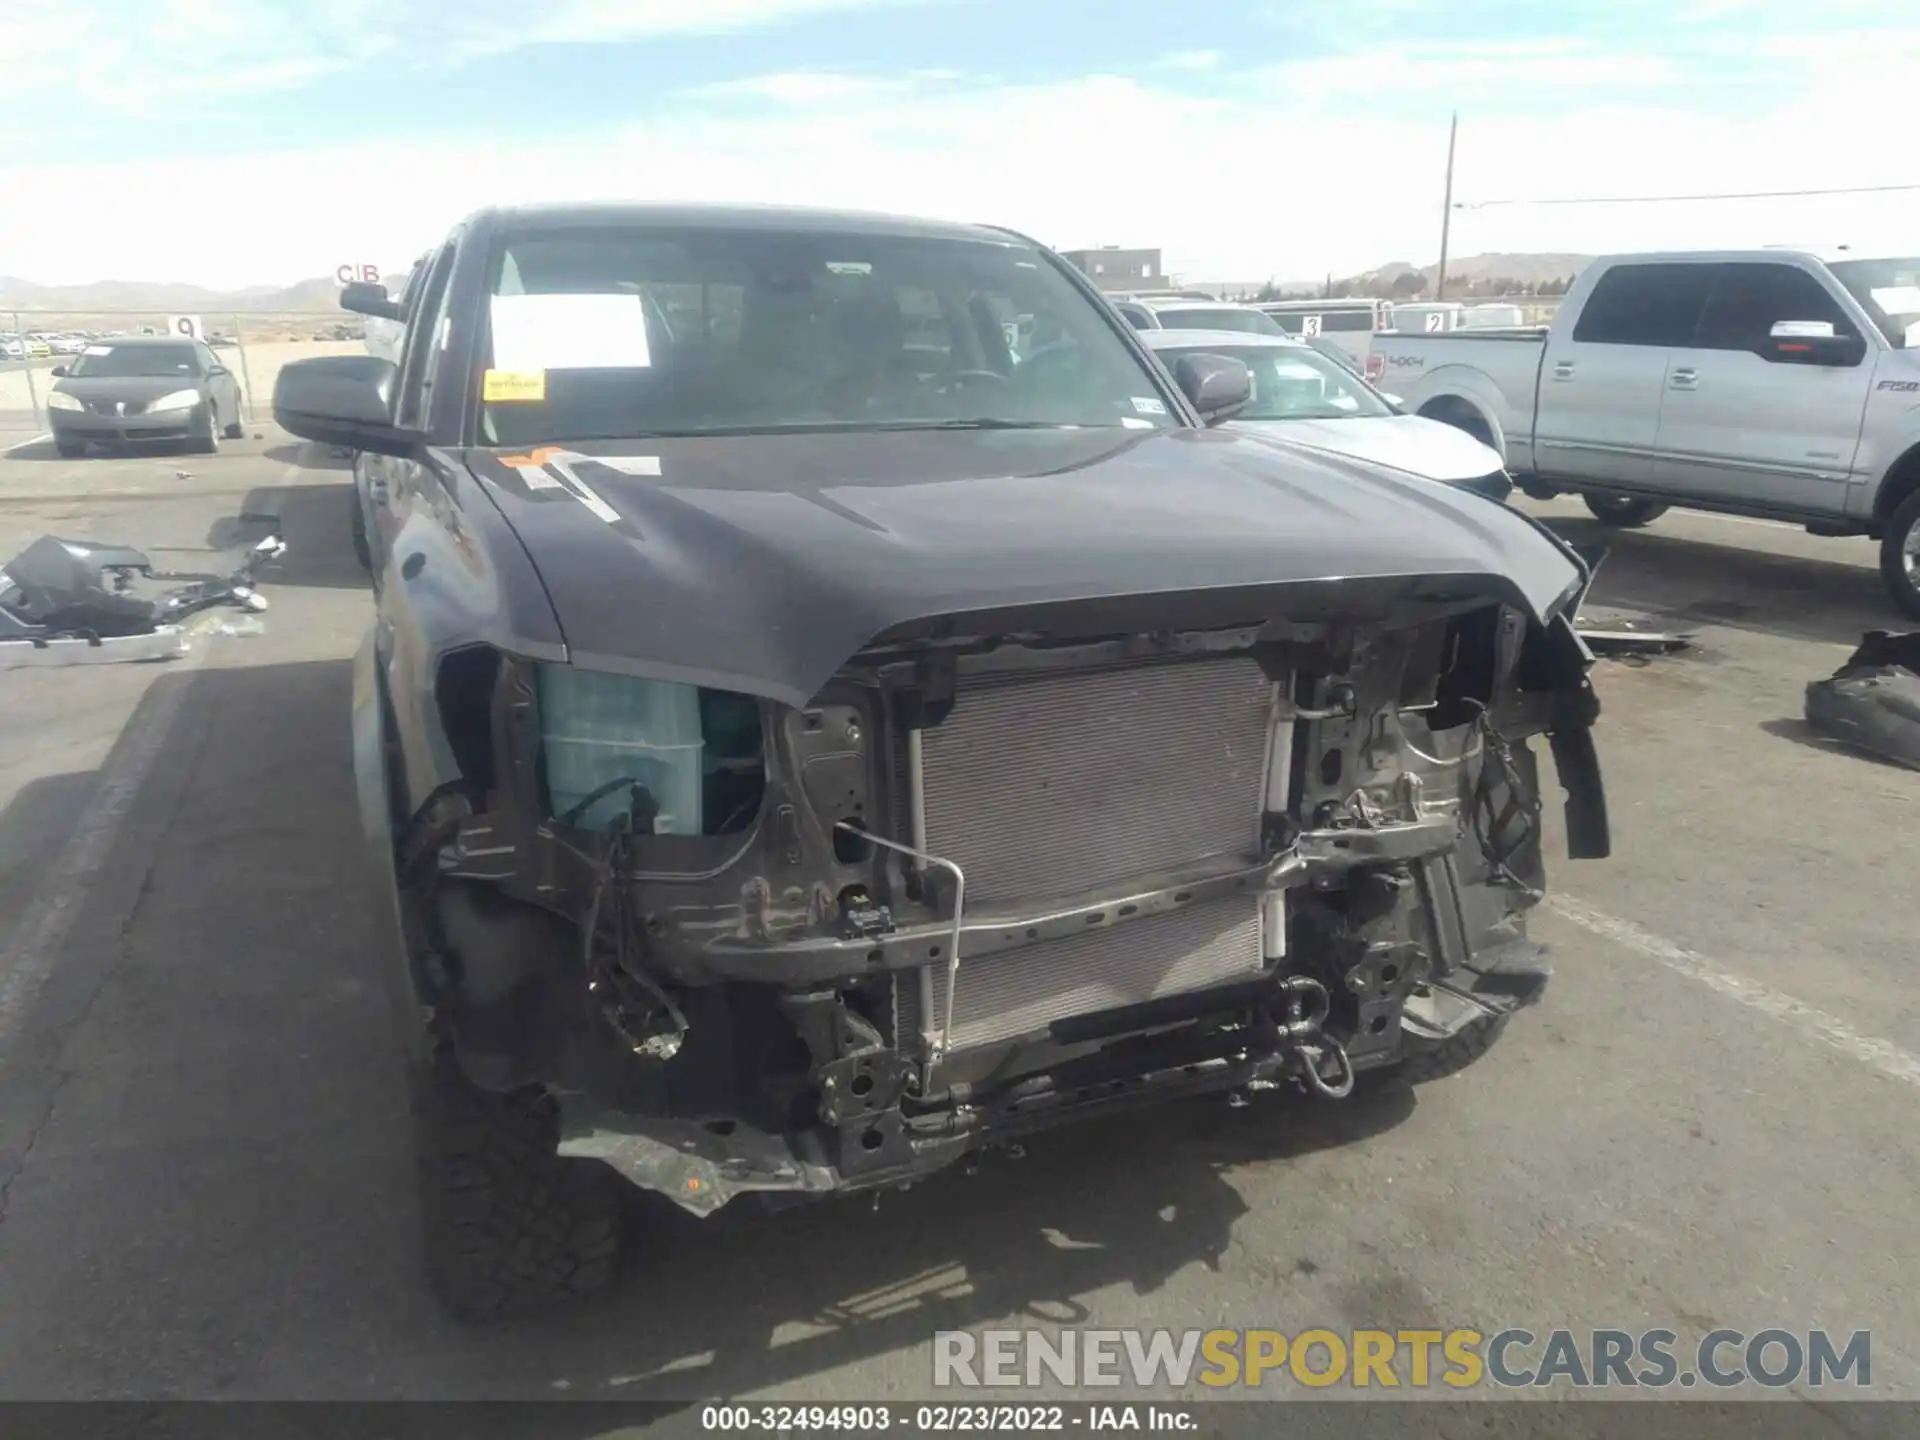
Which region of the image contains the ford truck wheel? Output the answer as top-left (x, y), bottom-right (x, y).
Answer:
top-left (1881, 490), bottom-right (1920, 620)
top-left (1583, 494), bottom-right (1667, 527)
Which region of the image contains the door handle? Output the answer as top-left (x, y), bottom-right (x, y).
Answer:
top-left (1669, 368), bottom-right (1698, 390)
top-left (1551, 361), bottom-right (1575, 380)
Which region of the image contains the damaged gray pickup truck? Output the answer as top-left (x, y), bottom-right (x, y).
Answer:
top-left (272, 202), bottom-right (1611, 1319)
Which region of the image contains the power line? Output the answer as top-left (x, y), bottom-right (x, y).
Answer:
top-left (1455, 181), bottom-right (1920, 210)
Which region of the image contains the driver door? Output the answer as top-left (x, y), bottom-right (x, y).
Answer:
top-left (1650, 261), bottom-right (1873, 516)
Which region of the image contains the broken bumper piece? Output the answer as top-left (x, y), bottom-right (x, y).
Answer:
top-left (1803, 630), bottom-right (1920, 771)
top-left (0, 625), bottom-right (190, 670)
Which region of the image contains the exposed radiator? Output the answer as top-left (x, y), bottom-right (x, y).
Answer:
top-left (896, 655), bottom-right (1275, 1053)
top-left (920, 895), bottom-right (1264, 1053)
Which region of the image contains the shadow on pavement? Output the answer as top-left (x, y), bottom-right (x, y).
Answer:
top-left (1, 436), bottom-right (213, 465)
top-left (1757, 715), bottom-right (1915, 771)
top-left (521, 1079), bottom-right (1419, 1407)
top-left (1546, 518), bottom-right (1893, 648)
top-left (206, 479), bottom-right (366, 590)
top-left (0, 651), bottom-right (1424, 1407)
top-left (267, 442), bottom-right (353, 472)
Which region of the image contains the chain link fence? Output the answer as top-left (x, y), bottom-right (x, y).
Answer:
top-left (0, 309), bottom-right (368, 449)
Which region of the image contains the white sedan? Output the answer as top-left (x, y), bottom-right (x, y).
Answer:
top-left (1138, 329), bottom-right (1513, 502)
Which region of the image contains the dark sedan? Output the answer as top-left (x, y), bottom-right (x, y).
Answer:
top-left (45, 337), bottom-right (246, 456)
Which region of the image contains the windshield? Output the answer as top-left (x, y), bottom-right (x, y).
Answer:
top-left (475, 227), bottom-right (1180, 445)
top-left (1153, 307), bottom-right (1284, 336)
top-left (1830, 257), bottom-right (1920, 349)
top-left (1159, 343), bottom-right (1395, 421)
top-left (66, 343), bottom-right (201, 378)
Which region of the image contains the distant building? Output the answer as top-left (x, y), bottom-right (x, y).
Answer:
top-left (1061, 246), bottom-right (1165, 292)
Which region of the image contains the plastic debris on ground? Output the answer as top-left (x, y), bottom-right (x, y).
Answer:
top-left (1803, 630), bottom-right (1920, 771)
top-left (1576, 621), bottom-right (1694, 659)
top-left (0, 532), bottom-right (285, 670)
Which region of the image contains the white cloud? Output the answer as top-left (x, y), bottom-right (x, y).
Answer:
top-left (1155, 51), bottom-right (1223, 72)
top-left (0, 0), bottom-right (911, 114)
top-left (2, 39), bottom-right (1916, 289)
top-left (687, 71), bottom-right (939, 103)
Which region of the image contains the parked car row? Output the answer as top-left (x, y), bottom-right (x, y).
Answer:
top-left (3, 328), bottom-right (134, 360)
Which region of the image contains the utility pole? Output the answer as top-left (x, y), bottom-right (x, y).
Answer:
top-left (1435, 110), bottom-right (1458, 301)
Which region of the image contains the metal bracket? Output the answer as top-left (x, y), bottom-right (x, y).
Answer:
top-left (834, 822), bottom-right (966, 1092)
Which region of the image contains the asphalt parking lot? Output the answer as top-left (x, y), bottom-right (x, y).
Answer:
top-left (0, 431), bottom-right (1916, 1421)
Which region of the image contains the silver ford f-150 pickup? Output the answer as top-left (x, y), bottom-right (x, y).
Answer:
top-left (1368, 248), bottom-right (1920, 614)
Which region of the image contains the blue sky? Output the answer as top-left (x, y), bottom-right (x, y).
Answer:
top-left (2, 0), bottom-right (1915, 285)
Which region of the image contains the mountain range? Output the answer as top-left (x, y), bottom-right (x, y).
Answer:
top-left (0, 272), bottom-right (389, 318)
top-left (0, 252), bottom-right (1595, 318)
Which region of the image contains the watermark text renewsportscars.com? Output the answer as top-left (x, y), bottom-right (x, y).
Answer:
top-left (933, 1327), bottom-right (1872, 1390)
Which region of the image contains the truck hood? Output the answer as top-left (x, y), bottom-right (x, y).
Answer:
top-left (463, 427), bottom-right (1585, 707)
top-left (1226, 415), bottom-right (1507, 484)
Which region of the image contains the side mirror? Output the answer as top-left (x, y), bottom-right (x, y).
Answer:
top-left (273, 355), bottom-right (422, 457)
top-left (340, 281), bottom-right (404, 322)
top-left (50, 365), bottom-right (67, 377)
top-left (1172, 353), bottom-right (1253, 426)
top-left (1764, 320), bottom-right (1867, 367)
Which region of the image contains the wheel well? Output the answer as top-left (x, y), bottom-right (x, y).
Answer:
top-left (1418, 395), bottom-right (1496, 448)
top-left (1874, 444), bottom-right (1920, 526)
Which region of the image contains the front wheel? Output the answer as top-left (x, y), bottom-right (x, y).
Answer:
top-left (1879, 489), bottom-right (1920, 620)
top-left (411, 1051), bottom-right (624, 1320)
top-left (1583, 494), bottom-right (1668, 527)
top-left (1397, 1013), bottom-right (1510, 1083)
top-left (192, 404), bottom-right (220, 455)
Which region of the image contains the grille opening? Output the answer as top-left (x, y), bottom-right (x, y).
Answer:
top-left (833, 823), bottom-right (871, 864)
top-left (1118, 904), bottom-right (1138, 917)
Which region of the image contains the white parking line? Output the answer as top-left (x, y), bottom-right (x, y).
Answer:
top-left (2, 432), bottom-right (51, 456)
top-left (1548, 895), bottom-right (1920, 1089)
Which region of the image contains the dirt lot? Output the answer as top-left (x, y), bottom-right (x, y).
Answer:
top-left (0, 438), bottom-right (1915, 1423)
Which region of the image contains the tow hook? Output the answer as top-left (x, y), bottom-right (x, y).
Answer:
top-left (1274, 974), bottom-right (1356, 1100)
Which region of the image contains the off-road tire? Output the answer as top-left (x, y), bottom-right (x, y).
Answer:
top-left (1877, 488), bottom-right (1920, 620)
top-left (55, 438), bottom-right (84, 459)
top-left (1582, 494), bottom-right (1667, 527)
top-left (1397, 1013), bottom-right (1510, 1084)
top-left (411, 1052), bottom-right (623, 1321)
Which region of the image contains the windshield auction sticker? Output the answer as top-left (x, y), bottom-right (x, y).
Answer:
top-left (482, 369), bottom-right (547, 403)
